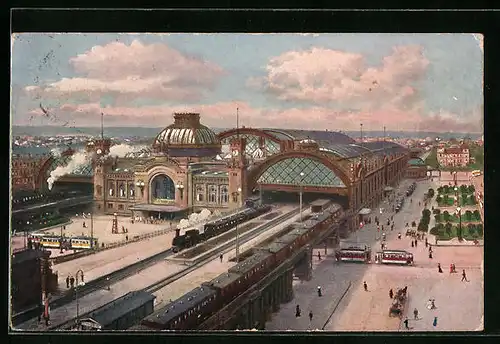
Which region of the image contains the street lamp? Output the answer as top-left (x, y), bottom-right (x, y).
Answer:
top-left (25, 221), bottom-right (30, 249)
top-left (75, 269), bottom-right (85, 326)
top-left (175, 182), bottom-right (185, 201)
top-left (299, 172), bottom-right (305, 222)
top-left (454, 186), bottom-right (459, 207)
top-left (235, 187), bottom-right (242, 262)
top-left (456, 206), bottom-right (462, 240)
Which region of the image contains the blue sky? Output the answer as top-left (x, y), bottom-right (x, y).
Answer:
top-left (11, 33), bottom-right (483, 132)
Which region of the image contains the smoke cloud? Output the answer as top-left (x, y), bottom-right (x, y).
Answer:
top-left (108, 144), bottom-right (147, 158)
top-left (50, 148), bottom-right (63, 158)
top-left (47, 150), bottom-right (91, 190)
top-left (176, 208), bottom-right (213, 232)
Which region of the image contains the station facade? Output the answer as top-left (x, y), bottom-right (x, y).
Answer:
top-left (36, 112), bottom-right (410, 230)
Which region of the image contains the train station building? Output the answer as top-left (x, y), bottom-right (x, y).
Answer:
top-left (33, 112), bottom-right (410, 231)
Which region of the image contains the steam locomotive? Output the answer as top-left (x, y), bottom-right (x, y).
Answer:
top-left (171, 204), bottom-right (272, 253)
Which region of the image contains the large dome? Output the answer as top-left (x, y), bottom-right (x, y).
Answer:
top-left (153, 113), bottom-right (221, 157)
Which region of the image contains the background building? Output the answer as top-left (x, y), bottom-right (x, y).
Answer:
top-left (437, 144), bottom-right (470, 167)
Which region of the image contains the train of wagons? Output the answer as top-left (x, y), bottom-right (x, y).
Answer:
top-left (28, 233), bottom-right (98, 250)
top-left (171, 203), bottom-right (272, 253)
top-left (140, 202), bottom-right (344, 331)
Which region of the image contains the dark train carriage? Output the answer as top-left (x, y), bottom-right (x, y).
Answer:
top-left (141, 286), bottom-right (217, 331)
top-left (259, 241), bottom-right (289, 264)
top-left (78, 291), bottom-right (155, 331)
top-left (228, 252), bottom-right (273, 290)
top-left (273, 231), bottom-right (303, 256)
top-left (310, 199), bottom-right (332, 213)
top-left (202, 272), bottom-right (243, 305)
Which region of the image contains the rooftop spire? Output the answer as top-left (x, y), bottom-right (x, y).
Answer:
top-left (101, 112), bottom-right (104, 140)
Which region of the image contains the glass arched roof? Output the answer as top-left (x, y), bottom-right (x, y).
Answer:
top-left (262, 128), bottom-right (355, 145)
top-left (257, 157), bottom-right (346, 188)
top-left (46, 154), bottom-right (93, 177)
top-left (220, 133), bottom-right (281, 160)
top-left (408, 158), bottom-right (426, 166)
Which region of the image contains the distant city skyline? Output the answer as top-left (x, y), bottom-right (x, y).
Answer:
top-left (11, 33), bottom-right (483, 133)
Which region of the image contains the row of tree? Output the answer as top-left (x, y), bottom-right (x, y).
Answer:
top-left (430, 222), bottom-right (483, 239)
top-left (437, 184), bottom-right (475, 195)
top-left (434, 209), bottom-right (481, 223)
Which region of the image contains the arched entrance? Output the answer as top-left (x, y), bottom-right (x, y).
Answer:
top-left (150, 174), bottom-right (175, 203)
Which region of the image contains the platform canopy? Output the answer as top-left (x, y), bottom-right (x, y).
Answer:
top-left (129, 204), bottom-right (187, 213)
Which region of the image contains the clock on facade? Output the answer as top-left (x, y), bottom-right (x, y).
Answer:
top-left (96, 149), bottom-right (102, 154)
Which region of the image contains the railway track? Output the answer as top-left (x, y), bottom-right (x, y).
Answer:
top-left (144, 206), bottom-right (304, 294)
top-left (50, 206), bottom-right (305, 330)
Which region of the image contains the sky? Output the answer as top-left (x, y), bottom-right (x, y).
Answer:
top-left (11, 33), bottom-right (483, 133)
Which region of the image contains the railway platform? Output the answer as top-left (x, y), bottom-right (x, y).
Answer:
top-left (15, 259), bottom-right (186, 331)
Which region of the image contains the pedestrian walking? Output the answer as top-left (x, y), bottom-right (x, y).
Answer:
top-left (429, 246), bottom-right (432, 253)
top-left (398, 233), bottom-right (401, 240)
top-left (220, 254), bottom-right (223, 262)
top-left (70, 276), bottom-right (75, 288)
top-left (404, 317), bottom-right (410, 330)
top-left (317, 251), bottom-right (321, 260)
top-left (450, 264), bottom-right (454, 274)
top-left (389, 288), bottom-right (394, 299)
top-left (414, 240), bottom-right (418, 247)
top-left (452, 263), bottom-right (456, 273)
top-left (413, 308), bottom-right (419, 320)
top-left (126, 235), bottom-right (128, 241)
top-left (429, 251), bottom-right (433, 259)
top-left (317, 286), bottom-right (322, 297)
top-left (462, 269), bottom-right (469, 282)
top-left (382, 225), bottom-right (384, 231)
top-left (309, 311), bottom-right (313, 322)
top-left (411, 241), bottom-right (414, 248)
top-left (431, 299), bottom-right (436, 309)
top-left (295, 305), bottom-right (301, 317)
top-left (391, 224), bottom-right (394, 231)
top-left (66, 276), bottom-right (70, 289)
top-left (438, 263), bottom-right (443, 273)
top-left (363, 281), bottom-right (368, 292)
top-left (433, 316), bottom-right (438, 327)
top-left (37, 302), bottom-right (43, 323)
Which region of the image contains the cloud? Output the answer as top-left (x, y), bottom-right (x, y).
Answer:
top-left (24, 39), bottom-right (225, 103)
top-left (250, 45), bottom-right (429, 111)
top-left (25, 101), bottom-right (482, 133)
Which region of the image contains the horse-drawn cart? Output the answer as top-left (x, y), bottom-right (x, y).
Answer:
top-left (389, 287), bottom-right (408, 318)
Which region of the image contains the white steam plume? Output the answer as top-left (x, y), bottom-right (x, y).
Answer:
top-left (50, 148), bottom-right (62, 158)
top-left (109, 144), bottom-right (147, 158)
top-left (176, 208), bottom-right (213, 231)
top-left (47, 150), bottom-right (91, 190)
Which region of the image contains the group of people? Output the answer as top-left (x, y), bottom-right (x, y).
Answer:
top-left (131, 216), bottom-right (173, 226)
top-left (65, 273), bottom-right (84, 289)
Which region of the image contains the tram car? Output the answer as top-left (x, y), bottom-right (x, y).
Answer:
top-left (141, 203), bottom-right (344, 331)
top-left (70, 236), bottom-right (98, 250)
top-left (171, 204), bottom-right (272, 253)
top-left (374, 250), bottom-right (414, 265)
top-left (335, 246), bottom-right (372, 263)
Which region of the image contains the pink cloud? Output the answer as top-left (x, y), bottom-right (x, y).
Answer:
top-left (24, 39), bottom-right (225, 102)
top-left (26, 101), bottom-right (481, 133)
top-left (252, 45), bottom-right (429, 111)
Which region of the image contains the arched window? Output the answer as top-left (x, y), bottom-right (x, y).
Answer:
top-left (108, 181), bottom-right (115, 197)
top-left (219, 185), bottom-right (229, 203)
top-left (119, 183), bottom-right (125, 198)
top-left (208, 185), bottom-right (217, 203)
top-left (128, 183), bottom-right (135, 197)
top-left (152, 174), bottom-right (175, 201)
top-left (196, 185), bottom-right (205, 202)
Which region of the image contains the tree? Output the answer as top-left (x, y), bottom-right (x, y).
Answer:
top-left (430, 226), bottom-right (440, 236)
top-left (468, 223), bottom-right (475, 236)
top-left (473, 210), bottom-right (481, 220)
top-left (436, 195), bottom-right (443, 203)
top-left (437, 186), bottom-right (443, 194)
top-left (477, 224), bottom-right (483, 237)
top-left (443, 185), bottom-right (450, 194)
top-left (434, 214), bottom-right (441, 223)
top-left (437, 223), bottom-right (444, 231)
top-left (433, 208), bottom-right (441, 215)
top-left (468, 184), bottom-right (475, 193)
top-left (443, 211), bottom-right (450, 222)
top-left (464, 210), bottom-right (472, 221)
top-left (445, 222), bottom-right (453, 236)
top-left (460, 185), bottom-right (468, 193)
top-left (428, 188), bottom-right (435, 198)
top-left (411, 221), bottom-right (416, 227)
top-left (422, 209), bottom-right (431, 218)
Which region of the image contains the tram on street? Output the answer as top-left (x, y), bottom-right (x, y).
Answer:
top-left (374, 250), bottom-right (414, 265)
top-left (335, 245), bottom-right (372, 263)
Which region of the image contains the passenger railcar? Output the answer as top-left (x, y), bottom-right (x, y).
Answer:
top-left (75, 291), bottom-right (155, 331)
top-left (375, 250), bottom-right (414, 265)
top-left (202, 272), bottom-right (245, 305)
top-left (70, 236), bottom-right (98, 250)
top-left (141, 287), bottom-right (218, 330)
